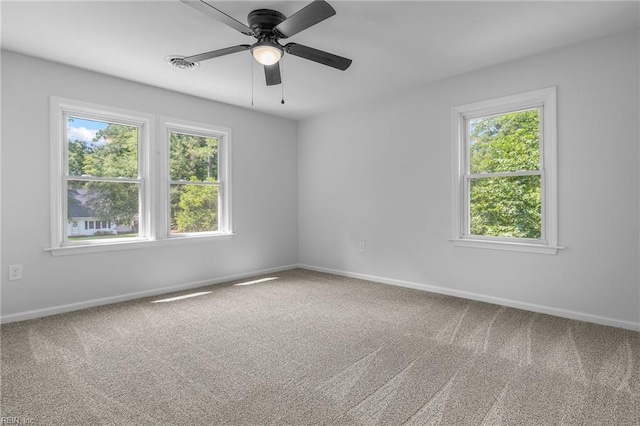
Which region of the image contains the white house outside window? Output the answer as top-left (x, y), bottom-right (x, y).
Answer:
top-left (451, 87), bottom-right (561, 254)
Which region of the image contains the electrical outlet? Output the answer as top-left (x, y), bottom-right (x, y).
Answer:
top-left (358, 242), bottom-right (365, 253)
top-left (8, 264), bottom-right (22, 281)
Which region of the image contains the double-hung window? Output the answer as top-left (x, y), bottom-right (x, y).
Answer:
top-left (50, 98), bottom-right (232, 255)
top-left (451, 87), bottom-right (561, 254)
top-left (164, 120), bottom-right (230, 236)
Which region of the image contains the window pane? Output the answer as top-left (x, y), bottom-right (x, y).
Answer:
top-left (469, 109), bottom-right (540, 174)
top-left (67, 117), bottom-right (138, 178)
top-left (469, 175), bottom-right (541, 239)
top-left (170, 184), bottom-right (219, 233)
top-left (67, 180), bottom-right (139, 240)
top-left (170, 132), bottom-right (218, 182)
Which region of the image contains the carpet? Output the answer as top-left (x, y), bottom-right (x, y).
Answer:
top-left (1, 268), bottom-right (638, 425)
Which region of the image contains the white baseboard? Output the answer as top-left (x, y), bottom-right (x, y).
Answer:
top-left (0, 264), bottom-right (299, 324)
top-left (298, 264), bottom-right (640, 332)
top-left (4, 263), bottom-right (638, 332)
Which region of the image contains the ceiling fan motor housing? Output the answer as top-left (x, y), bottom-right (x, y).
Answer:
top-left (247, 9), bottom-right (287, 39)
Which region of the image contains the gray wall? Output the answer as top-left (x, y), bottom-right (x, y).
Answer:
top-left (298, 30), bottom-right (640, 329)
top-left (3, 30), bottom-right (639, 330)
top-left (1, 51), bottom-right (299, 319)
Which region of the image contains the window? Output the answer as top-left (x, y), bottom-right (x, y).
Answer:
top-left (49, 98), bottom-right (232, 255)
top-left (65, 115), bottom-right (142, 242)
top-left (164, 120), bottom-right (231, 236)
top-left (451, 87), bottom-right (561, 254)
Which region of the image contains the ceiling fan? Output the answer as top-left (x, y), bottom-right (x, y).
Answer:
top-left (172, 0), bottom-right (352, 86)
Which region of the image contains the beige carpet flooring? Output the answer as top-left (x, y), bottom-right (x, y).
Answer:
top-left (1, 268), bottom-right (639, 425)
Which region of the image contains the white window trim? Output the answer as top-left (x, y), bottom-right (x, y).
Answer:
top-left (450, 87), bottom-right (563, 255)
top-left (160, 117), bottom-right (233, 239)
top-left (48, 98), bottom-right (233, 257)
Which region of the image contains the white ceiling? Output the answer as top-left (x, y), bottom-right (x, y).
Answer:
top-left (2, 1), bottom-right (638, 120)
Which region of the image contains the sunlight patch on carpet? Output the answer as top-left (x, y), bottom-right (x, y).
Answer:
top-left (151, 291), bottom-right (212, 303)
top-left (232, 277), bottom-right (278, 286)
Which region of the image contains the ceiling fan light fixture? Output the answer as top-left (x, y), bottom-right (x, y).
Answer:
top-left (251, 42), bottom-right (283, 66)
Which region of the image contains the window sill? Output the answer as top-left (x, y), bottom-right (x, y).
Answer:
top-left (449, 238), bottom-right (564, 255)
top-left (46, 233), bottom-right (234, 257)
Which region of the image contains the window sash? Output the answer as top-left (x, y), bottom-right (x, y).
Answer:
top-left (64, 178), bottom-right (143, 245)
top-left (169, 182), bottom-right (221, 235)
top-left (168, 130), bottom-right (219, 182)
top-left (464, 107), bottom-right (543, 175)
top-left (463, 172), bottom-right (545, 242)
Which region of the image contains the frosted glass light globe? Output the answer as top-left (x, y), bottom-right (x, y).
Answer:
top-left (252, 45), bottom-right (282, 66)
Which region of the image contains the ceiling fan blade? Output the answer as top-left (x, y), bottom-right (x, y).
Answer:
top-left (264, 63), bottom-right (282, 86)
top-left (184, 45), bottom-right (250, 63)
top-left (274, 0), bottom-right (336, 39)
top-left (285, 43), bottom-right (352, 71)
top-left (180, 0), bottom-right (253, 36)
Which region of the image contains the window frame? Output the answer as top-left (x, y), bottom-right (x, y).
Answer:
top-left (160, 118), bottom-right (233, 238)
top-left (450, 87), bottom-right (562, 254)
top-left (50, 98), bottom-right (153, 250)
top-left (49, 97), bottom-right (233, 257)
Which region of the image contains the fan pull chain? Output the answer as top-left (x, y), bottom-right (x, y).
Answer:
top-left (281, 57), bottom-right (285, 105)
top-left (251, 55), bottom-right (254, 106)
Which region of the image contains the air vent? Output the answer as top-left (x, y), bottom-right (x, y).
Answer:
top-left (165, 56), bottom-right (200, 70)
